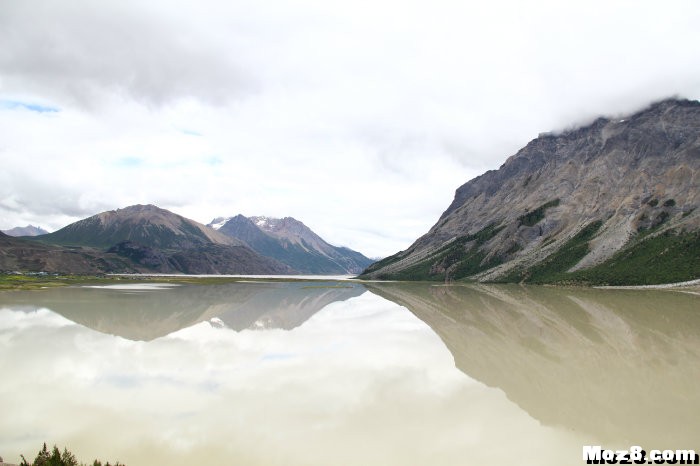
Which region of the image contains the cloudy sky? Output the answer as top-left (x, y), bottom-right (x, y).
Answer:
top-left (1, 0), bottom-right (699, 257)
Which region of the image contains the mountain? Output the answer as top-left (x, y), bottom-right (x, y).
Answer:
top-left (2, 225), bottom-right (49, 236)
top-left (22, 204), bottom-right (294, 275)
top-left (208, 214), bottom-right (373, 274)
top-left (38, 204), bottom-right (239, 249)
top-left (360, 98), bottom-right (700, 285)
top-left (0, 231), bottom-right (138, 274)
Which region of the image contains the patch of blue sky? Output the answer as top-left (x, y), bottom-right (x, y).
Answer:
top-left (98, 374), bottom-right (141, 389)
top-left (0, 99), bottom-right (59, 113)
top-left (178, 128), bottom-right (202, 136)
top-left (116, 156), bottom-right (144, 168)
top-left (115, 155), bottom-right (220, 169)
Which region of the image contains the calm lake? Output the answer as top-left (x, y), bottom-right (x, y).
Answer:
top-left (1, 280), bottom-right (698, 465)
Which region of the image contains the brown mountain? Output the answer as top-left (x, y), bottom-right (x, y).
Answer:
top-left (0, 231), bottom-right (137, 274)
top-left (14, 205), bottom-right (294, 274)
top-left (38, 204), bottom-right (240, 249)
top-left (360, 98), bottom-right (700, 285)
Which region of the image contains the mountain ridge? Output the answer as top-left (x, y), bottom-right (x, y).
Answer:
top-left (0, 230), bottom-right (139, 274)
top-left (11, 204), bottom-right (293, 275)
top-left (2, 225), bottom-right (49, 237)
top-left (209, 214), bottom-right (373, 274)
top-left (37, 204), bottom-right (241, 250)
top-left (360, 98), bottom-right (700, 285)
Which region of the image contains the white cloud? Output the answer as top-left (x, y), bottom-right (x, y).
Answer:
top-left (1, 0), bottom-right (699, 257)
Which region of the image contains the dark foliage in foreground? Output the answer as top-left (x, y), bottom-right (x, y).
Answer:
top-left (19, 443), bottom-right (124, 466)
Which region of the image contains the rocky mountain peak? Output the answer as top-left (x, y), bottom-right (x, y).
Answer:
top-left (211, 214), bottom-right (373, 274)
top-left (37, 204), bottom-right (240, 250)
top-left (9, 205), bottom-right (291, 275)
top-left (361, 97), bottom-right (700, 285)
top-left (208, 216), bottom-right (229, 230)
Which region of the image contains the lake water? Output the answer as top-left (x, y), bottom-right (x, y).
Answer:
top-left (1, 281), bottom-right (698, 465)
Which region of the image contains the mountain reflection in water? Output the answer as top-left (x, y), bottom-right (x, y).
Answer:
top-left (365, 282), bottom-right (700, 447)
top-left (2, 281), bottom-right (365, 340)
top-left (1, 280), bottom-right (697, 465)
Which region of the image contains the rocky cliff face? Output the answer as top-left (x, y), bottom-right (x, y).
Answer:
top-left (361, 98), bottom-right (700, 284)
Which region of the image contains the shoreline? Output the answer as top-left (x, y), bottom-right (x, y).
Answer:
top-left (593, 278), bottom-right (700, 290)
top-left (0, 273), bottom-right (357, 291)
top-left (1, 272), bottom-right (699, 292)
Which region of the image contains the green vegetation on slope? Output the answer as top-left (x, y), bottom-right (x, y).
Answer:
top-left (360, 198), bottom-right (561, 281)
top-left (358, 250), bottom-right (405, 276)
top-left (362, 223), bottom-right (504, 281)
top-left (501, 220), bottom-right (603, 284)
top-left (362, 209), bottom-right (699, 285)
top-left (500, 221), bottom-right (699, 285)
top-left (568, 230), bottom-right (700, 285)
top-left (518, 199), bottom-right (560, 227)
top-left (442, 223), bottom-right (505, 280)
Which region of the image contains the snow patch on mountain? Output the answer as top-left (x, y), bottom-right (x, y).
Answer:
top-left (207, 217), bottom-right (230, 230)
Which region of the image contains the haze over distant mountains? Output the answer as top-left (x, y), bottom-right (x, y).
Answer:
top-left (361, 98), bottom-right (700, 285)
top-left (208, 215), bottom-right (372, 274)
top-left (2, 225), bottom-right (49, 237)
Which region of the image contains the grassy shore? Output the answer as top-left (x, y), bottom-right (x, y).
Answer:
top-left (4, 272), bottom-right (695, 292)
top-left (0, 274), bottom-right (117, 291)
top-left (0, 273), bottom-right (354, 291)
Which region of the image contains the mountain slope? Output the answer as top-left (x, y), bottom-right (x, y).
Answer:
top-left (37, 204), bottom-right (239, 249)
top-left (360, 98), bottom-right (700, 285)
top-left (0, 231), bottom-right (138, 274)
top-left (209, 215), bottom-right (373, 274)
top-left (25, 205), bottom-right (293, 275)
top-left (2, 225), bottom-right (49, 236)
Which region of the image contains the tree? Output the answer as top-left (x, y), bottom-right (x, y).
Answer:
top-left (18, 443), bottom-right (122, 466)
